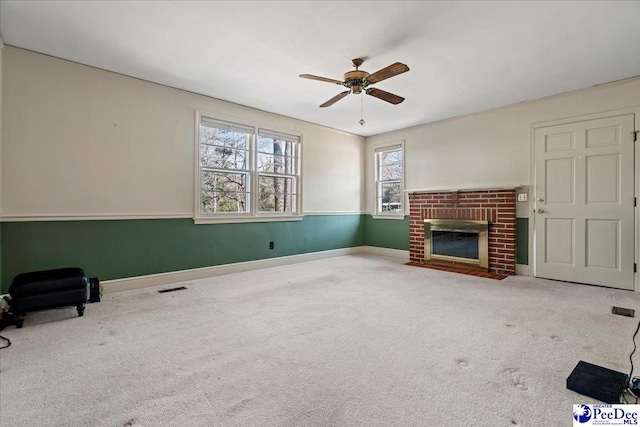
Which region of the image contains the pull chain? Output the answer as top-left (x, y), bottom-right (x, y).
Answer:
top-left (359, 93), bottom-right (365, 126)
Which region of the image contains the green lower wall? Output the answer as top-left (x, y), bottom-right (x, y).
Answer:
top-left (1, 215), bottom-right (365, 293)
top-left (0, 214), bottom-right (529, 293)
top-left (364, 215), bottom-right (410, 250)
top-left (516, 217), bottom-right (529, 265)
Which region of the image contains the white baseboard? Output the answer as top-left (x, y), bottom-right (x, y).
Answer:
top-left (101, 246), bottom-right (412, 293)
top-left (516, 264), bottom-right (530, 276)
top-left (102, 247), bottom-right (367, 293)
top-left (362, 246), bottom-right (410, 261)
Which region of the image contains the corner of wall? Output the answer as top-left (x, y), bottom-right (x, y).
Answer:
top-left (1, 39), bottom-right (4, 290)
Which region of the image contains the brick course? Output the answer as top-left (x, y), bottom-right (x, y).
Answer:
top-left (409, 189), bottom-right (516, 275)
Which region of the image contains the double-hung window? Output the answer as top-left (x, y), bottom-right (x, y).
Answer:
top-left (196, 113), bottom-right (301, 222)
top-left (257, 130), bottom-right (299, 213)
top-left (375, 143), bottom-right (404, 216)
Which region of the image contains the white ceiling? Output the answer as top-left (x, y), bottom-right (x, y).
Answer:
top-left (1, 1), bottom-right (639, 137)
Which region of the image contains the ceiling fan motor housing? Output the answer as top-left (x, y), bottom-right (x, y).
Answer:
top-left (343, 69), bottom-right (369, 94)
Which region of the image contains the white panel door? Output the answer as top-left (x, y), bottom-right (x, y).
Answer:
top-left (534, 114), bottom-right (635, 290)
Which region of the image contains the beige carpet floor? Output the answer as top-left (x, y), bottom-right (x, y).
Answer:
top-left (1, 254), bottom-right (640, 427)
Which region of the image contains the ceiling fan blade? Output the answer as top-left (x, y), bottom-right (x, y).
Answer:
top-left (320, 91), bottom-right (350, 108)
top-left (299, 74), bottom-right (344, 85)
top-left (365, 62), bottom-right (409, 85)
top-left (365, 88), bottom-right (405, 105)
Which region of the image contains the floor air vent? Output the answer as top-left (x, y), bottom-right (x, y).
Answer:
top-left (158, 286), bottom-right (188, 294)
top-left (612, 306), bottom-right (635, 317)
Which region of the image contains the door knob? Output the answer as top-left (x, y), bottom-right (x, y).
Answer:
top-left (537, 208), bottom-right (545, 213)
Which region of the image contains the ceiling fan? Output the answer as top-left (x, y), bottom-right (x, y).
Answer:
top-left (300, 58), bottom-right (409, 108)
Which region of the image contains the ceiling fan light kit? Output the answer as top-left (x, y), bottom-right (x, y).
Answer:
top-left (300, 58), bottom-right (409, 111)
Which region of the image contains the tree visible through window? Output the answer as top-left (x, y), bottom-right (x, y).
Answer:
top-left (376, 145), bottom-right (403, 214)
top-left (197, 115), bottom-right (300, 219)
top-left (199, 121), bottom-right (251, 214)
top-left (258, 132), bottom-right (298, 213)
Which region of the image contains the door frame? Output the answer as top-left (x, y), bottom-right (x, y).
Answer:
top-left (529, 107), bottom-right (640, 291)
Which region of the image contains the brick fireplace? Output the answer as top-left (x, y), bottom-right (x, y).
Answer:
top-left (409, 188), bottom-right (516, 275)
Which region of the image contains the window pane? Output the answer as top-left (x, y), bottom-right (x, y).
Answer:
top-left (201, 171), bottom-right (249, 213)
top-left (201, 145), bottom-right (248, 169)
top-left (257, 137), bottom-right (295, 173)
top-left (202, 191), bottom-right (247, 214)
top-left (202, 171), bottom-right (247, 192)
top-left (379, 149), bottom-right (402, 180)
top-left (380, 181), bottom-right (402, 212)
top-left (380, 163), bottom-right (402, 180)
top-left (200, 125), bottom-right (248, 150)
top-left (381, 150), bottom-right (402, 165)
top-left (259, 193), bottom-right (296, 213)
top-left (259, 175), bottom-right (295, 212)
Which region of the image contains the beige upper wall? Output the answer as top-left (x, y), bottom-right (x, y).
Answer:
top-left (365, 76), bottom-right (640, 216)
top-left (1, 47), bottom-right (365, 219)
top-left (4, 46), bottom-right (638, 221)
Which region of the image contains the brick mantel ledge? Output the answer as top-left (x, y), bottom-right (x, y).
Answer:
top-left (405, 185), bottom-right (521, 194)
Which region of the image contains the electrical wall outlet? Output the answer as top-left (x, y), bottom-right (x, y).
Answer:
top-left (269, 241), bottom-right (274, 250)
top-left (517, 193), bottom-right (528, 202)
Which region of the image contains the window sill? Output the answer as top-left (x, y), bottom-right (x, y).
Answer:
top-left (371, 214), bottom-right (406, 220)
top-left (194, 215), bottom-right (304, 225)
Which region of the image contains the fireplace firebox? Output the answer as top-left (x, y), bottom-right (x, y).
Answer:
top-left (424, 219), bottom-right (489, 269)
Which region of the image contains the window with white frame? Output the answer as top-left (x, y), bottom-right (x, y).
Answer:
top-left (257, 130), bottom-right (299, 213)
top-left (197, 114), bottom-right (301, 220)
top-left (375, 143), bottom-right (404, 215)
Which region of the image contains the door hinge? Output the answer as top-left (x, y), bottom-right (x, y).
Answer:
top-left (635, 197), bottom-right (637, 207)
top-left (634, 131), bottom-right (638, 142)
top-left (635, 263), bottom-right (637, 273)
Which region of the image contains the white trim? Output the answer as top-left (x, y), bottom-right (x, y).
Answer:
top-left (194, 215), bottom-right (304, 224)
top-left (405, 185), bottom-right (522, 193)
top-left (1, 213), bottom-right (193, 222)
top-left (375, 143), bottom-right (402, 152)
top-left (102, 247), bottom-right (366, 293)
top-left (362, 246), bottom-right (410, 260)
top-left (635, 113), bottom-right (639, 293)
top-left (303, 211), bottom-right (364, 216)
top-left (516, 264), bottom-right (530, 276)
top-left (371, 214), bottom-right (405, 220)
top-left (0, 212), bottom-right (366, 222)
top-left (530, 107), bottom-right (640, 129)
top-left (194, 110), bottom-right (202, 219)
